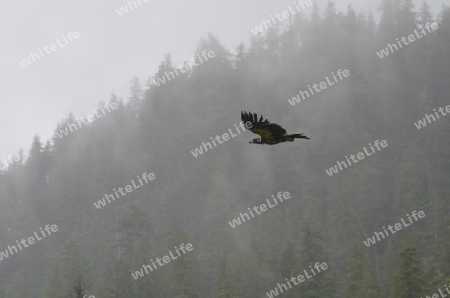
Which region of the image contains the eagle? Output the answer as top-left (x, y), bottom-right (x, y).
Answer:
top-left (241, 111), bottom-right (310, 145)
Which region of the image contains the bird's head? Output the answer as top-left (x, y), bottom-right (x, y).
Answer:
top-left (249, 138), bottom-right (261, 144)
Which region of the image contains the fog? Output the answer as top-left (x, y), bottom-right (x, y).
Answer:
top-left (1, 0), bottom-right (450, 297)
top-left (1, 0), bottom-right (447, 158)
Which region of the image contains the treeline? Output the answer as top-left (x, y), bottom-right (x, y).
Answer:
top-left (0, 0), bottom-right (450, 297)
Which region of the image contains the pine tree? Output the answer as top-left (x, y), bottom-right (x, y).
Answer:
top-left (128, 76), bottom-right (144, 119)
top-left (59, 237), bottom-right (91, 297)
top-left (378, 0), bottom-right (398, 45)
top-left (419, 1), bottom-right (433, 25)
top-left (346, 241), bottom-right (381, 298)
top-left (298, 222), bottom-right (334, 298)
top-left (391, 242), bottom-right (426, 298)
top-left (395, 0), bottom-right (417, 35)
top-left (168, 227), bottom-right (201, 298)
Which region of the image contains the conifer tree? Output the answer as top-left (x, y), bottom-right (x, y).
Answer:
top-left (346, 241), bottom-right (381, 298)
top-left (298, 222), bottom-right (334, 298)
top-left (391, 241), bottom-right (426, 298)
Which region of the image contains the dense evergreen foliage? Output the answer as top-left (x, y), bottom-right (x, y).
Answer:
top-left (1, 0), bottom-right (449, 297)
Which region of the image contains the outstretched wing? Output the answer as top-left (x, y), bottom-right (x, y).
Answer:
top-left (241, 111), bottom-right (286, 140)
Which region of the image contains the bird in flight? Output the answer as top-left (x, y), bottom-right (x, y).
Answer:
top-left (241, 111), bottom-right (310, 145)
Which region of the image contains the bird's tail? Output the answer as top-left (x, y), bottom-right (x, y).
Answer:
top-left (287, 134), bottom-right (310, 140)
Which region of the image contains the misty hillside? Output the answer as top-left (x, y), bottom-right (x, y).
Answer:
top-left (1, 1), bottom-right (450, 297)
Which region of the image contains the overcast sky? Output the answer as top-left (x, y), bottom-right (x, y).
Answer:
top-left (0, 0), bottom-right (448, 160)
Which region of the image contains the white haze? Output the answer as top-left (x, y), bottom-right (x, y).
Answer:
top-left (0, 0), bottom-right (448, 159)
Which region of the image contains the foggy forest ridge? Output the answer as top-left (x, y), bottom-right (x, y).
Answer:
top-left (1, 0), bottom-right (450, 297)
top-left (2, 0), bottom-right (449, 159)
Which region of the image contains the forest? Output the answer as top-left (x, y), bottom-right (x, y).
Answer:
top-left (0, 0), bottom-right (450, 297)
